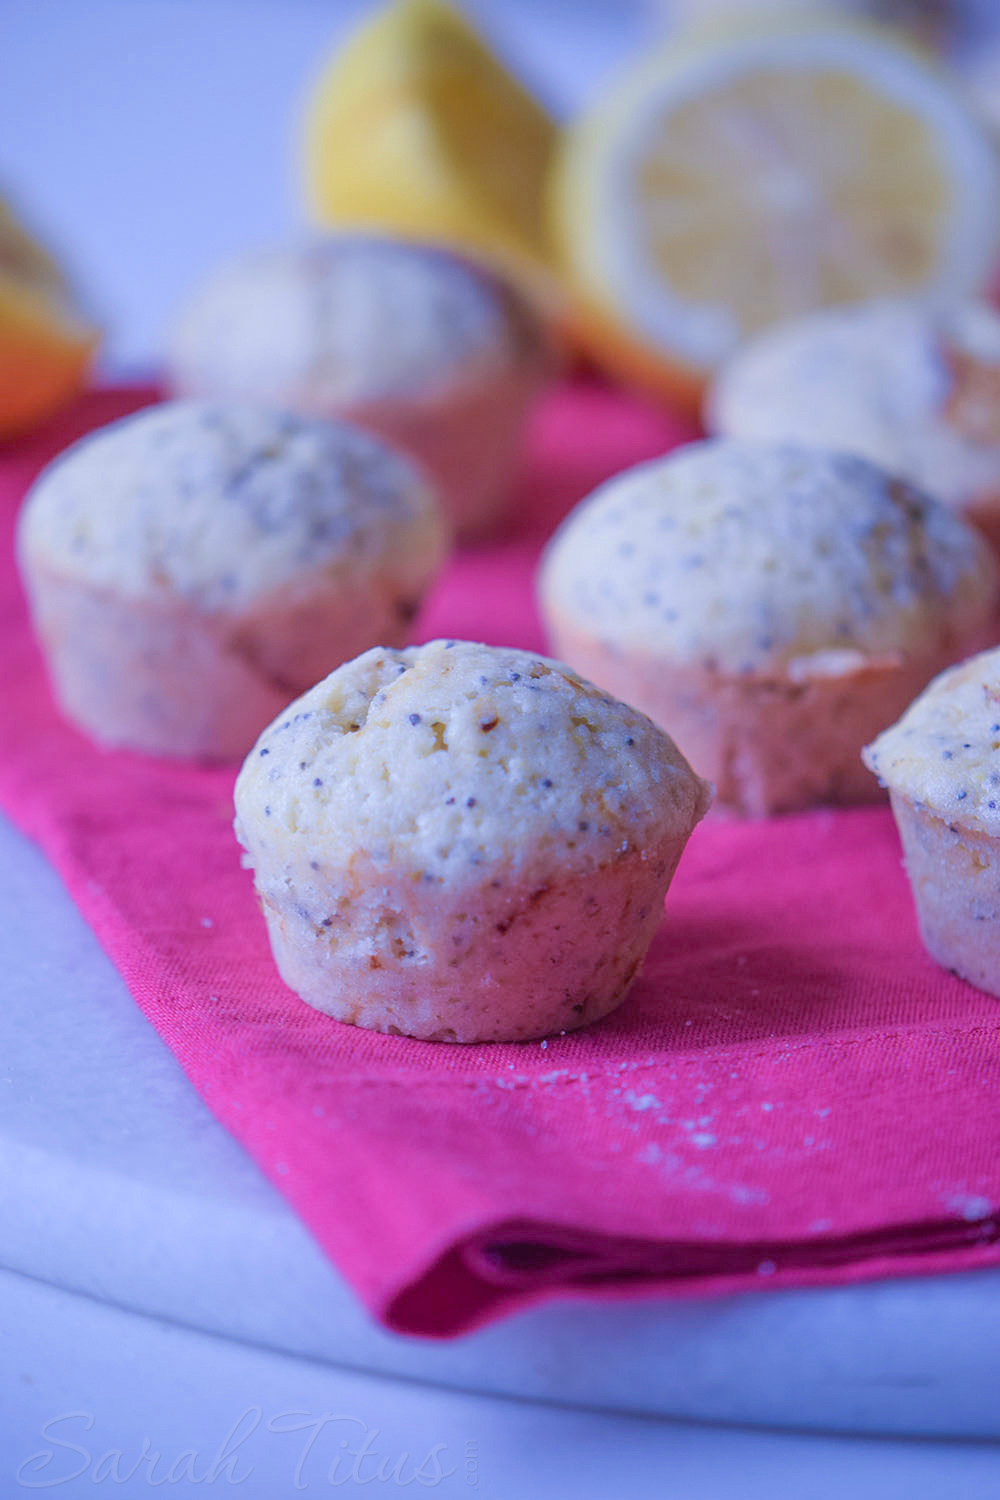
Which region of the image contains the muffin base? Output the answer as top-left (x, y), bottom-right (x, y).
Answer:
top-left (24, 565), bottom-right (423, 761)
top-left (545, 620), bottom-right (975, 817)
top-left (343, 366), bottom-right (545, 541)
top-left (890, 791), bottom-right (1000, 998)
top-left (254, 842), bottom-right (691, 1043)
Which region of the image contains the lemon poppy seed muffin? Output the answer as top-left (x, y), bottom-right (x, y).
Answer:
top-left (539, 439), bottom-right (998, 816)
top-left (707, 300), bottom-right (1000, 557)
top-left (17, 400), bottom-right (448, 761)
top-left (167, 237), bottom-right (551, 539)
top-left (864, 647), bottom-right (1000, 996)
top-left (234, 639), bottom-right (712, 1042)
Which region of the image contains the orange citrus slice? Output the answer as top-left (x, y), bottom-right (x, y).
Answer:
top-left (0, 198), bottom-right (98, 440)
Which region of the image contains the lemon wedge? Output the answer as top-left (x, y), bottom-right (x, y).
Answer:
top-left (0, 198), bottom-right (98, 441)
top-left (549, 17), bottom-right (1000, 408)
top-left (301, 0), bottom-right (559, 302)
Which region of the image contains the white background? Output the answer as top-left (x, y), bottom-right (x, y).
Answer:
top-left (0, 0), bottom-right (651, 371)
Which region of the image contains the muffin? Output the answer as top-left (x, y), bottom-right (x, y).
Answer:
top-left (17, 400), bottom-right (447, 761)
top-left (167, 237), bottom-right (551, 539)
top-left (539, 440), bottom-right (998, 817)
top-left (864, 646), bottom-right (1000, 996)
top-left (706, 299), bottom-right (1000, 557)
top-left (234, 639), bottom-right (712, 1042)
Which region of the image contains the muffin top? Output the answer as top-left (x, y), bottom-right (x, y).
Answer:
top-left (864, 647), bottom-right (1000, 833)
top-left (18, 400), bottom-right (446, 612)
top-left (539, 439), bottom-right (997, 677)
top-left (168, 237), bottom-right (546, 409)
top-left (706, 299), bottom-right (1000, 508)
top-left (234, 639), bottom-right (712, 881)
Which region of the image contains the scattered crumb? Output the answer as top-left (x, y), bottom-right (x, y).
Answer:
top-left (947, 1192), bottom-right (994, 1222)
top-left (624, 1091), bottom-right (660, 1112)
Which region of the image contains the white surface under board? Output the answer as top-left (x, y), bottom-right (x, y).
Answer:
top-left (5, 1267), bottom-right (1000, 1500)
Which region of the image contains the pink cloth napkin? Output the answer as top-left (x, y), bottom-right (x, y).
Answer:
top-left (3, 383), bottom-right (1000, 1338)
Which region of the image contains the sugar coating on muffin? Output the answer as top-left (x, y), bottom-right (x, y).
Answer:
top-left (540, 440), bottom-right (995, 674)
top-left (234, 639), bottom-right (712, 1042)
top-left (170, 238), bottom-right (541, 403)
top-left (18, 400), bottom-right (447, 759)
top-left (168, 238), bottom-right (550, 537)
top-left (864, 647), bottom-right (1000, 997)
top-left (539, 440), bottom-right (997, 815)
top-left (20, 400), bottom-right (445, 605)
top-left (706, 300), bottom-right (1000, 548)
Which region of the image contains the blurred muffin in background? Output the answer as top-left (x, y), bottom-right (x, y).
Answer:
top-left (18, 401), bottom-right (448, 761)
top-left (707, 299), bottom-right (1000, 558)
top-left (539, 440), bottom-right (997, 817)
top-left (168, 237), bottom-right (552, 540)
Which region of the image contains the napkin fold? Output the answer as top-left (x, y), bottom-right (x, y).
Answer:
top-left (2, 384), bottom-right (999, 1338)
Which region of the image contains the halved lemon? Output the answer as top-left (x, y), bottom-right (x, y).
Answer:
top-left (301, 0), bottom-right (560, 306)
top-left (549, 16), bottom-right (1000, 408)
